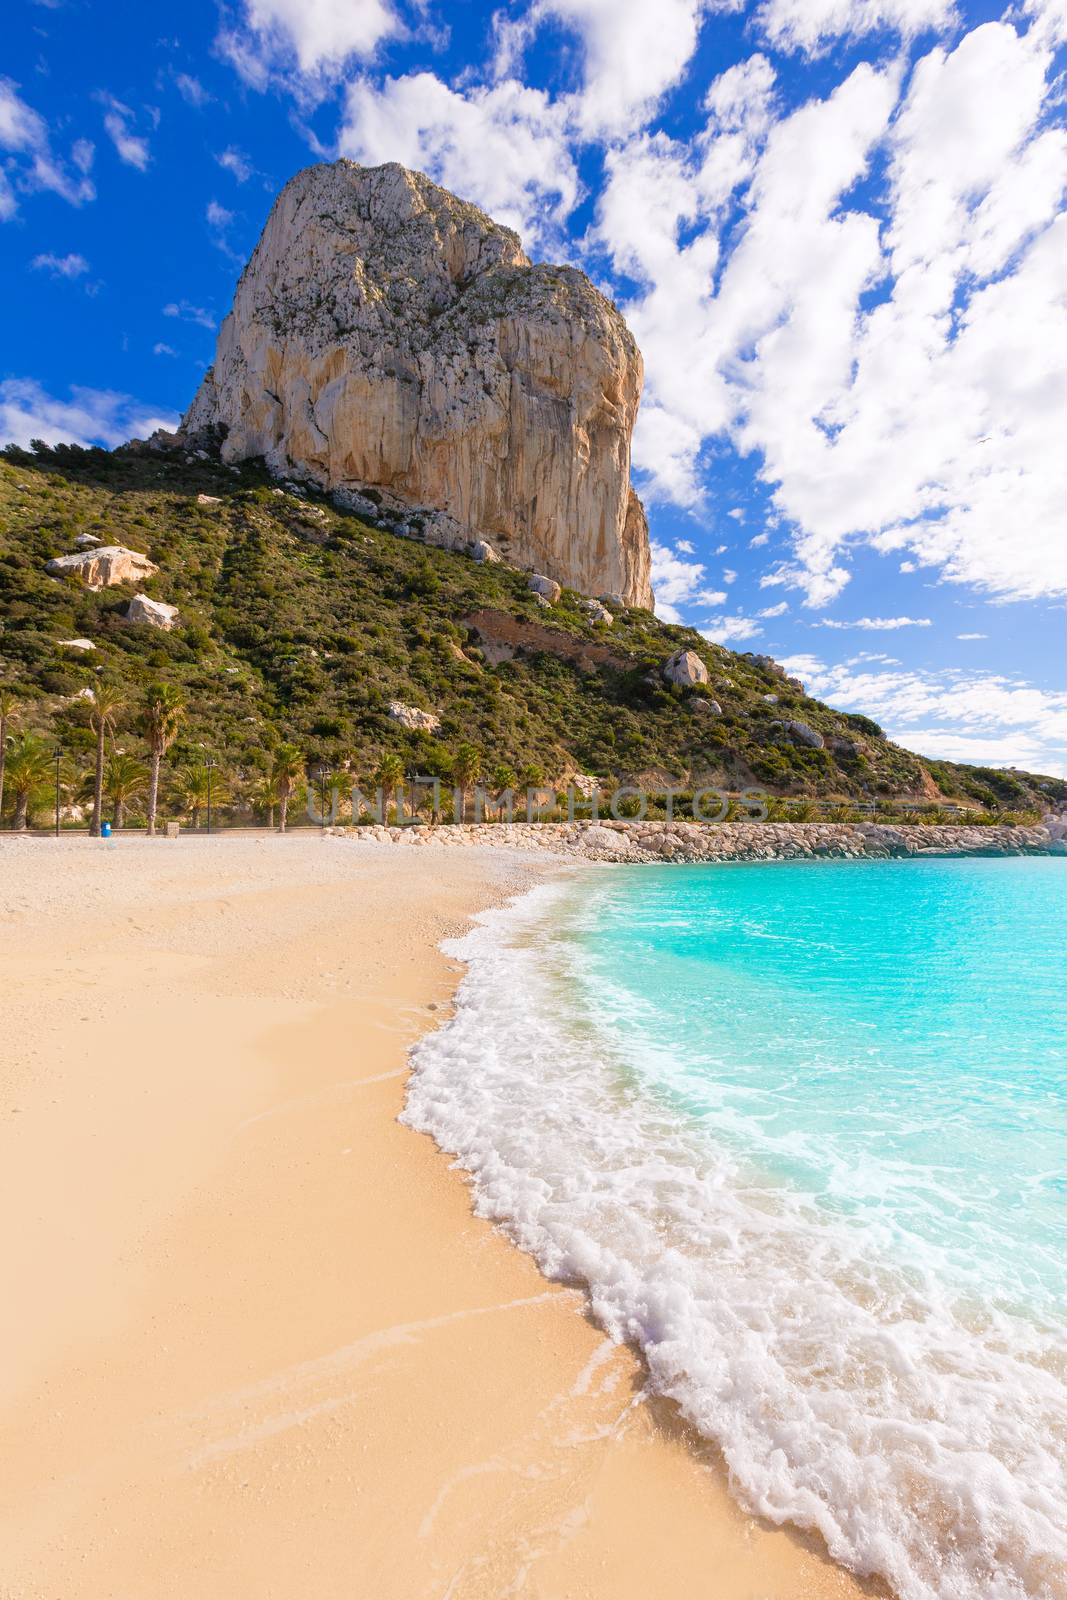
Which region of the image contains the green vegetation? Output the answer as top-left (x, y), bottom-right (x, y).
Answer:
top-left (1, 437), bottom-right (1064, 830)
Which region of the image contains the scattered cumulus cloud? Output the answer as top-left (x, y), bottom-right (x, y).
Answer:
top-left (816, 615), bottom-right (933, 630)
top-left (31, 251), bottom-right (89, 278)
top-left (779, 652), bottom-right (1067, 776)
top-left (0, 378), bottom-right (178, 451)
top-left (498, 0), bottom-right (718, 137)
top-left (340, 73), bottom-right (578, 245)
top-left (216, 145), bottom-right (254, 182)
top-left (219, 0), bottom-right (401, 89)
top-left (650, 538), bottom-right (715, 623)
top-left (100, 95), bottom-right (151, 169)
top-left (174, 73), bottom-right (212, 107)
top-left (755, 0), bottom-right (957, 56)
top-left (163, 299), bottom-right (215, 329)
top-left (702, 613), bottom-right (764, 643)
top-left (0, 77), bottom-right (95, 216)
top-left (153, 342), bottom-right (177, 356)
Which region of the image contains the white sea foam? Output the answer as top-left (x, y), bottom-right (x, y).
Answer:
top-left (402, 883), bottom-right (1067, 1600)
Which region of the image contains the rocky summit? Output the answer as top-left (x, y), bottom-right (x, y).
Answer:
top-left (182, 161), bottom-right (652, 608)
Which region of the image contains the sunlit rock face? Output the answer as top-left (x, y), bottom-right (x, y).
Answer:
top-left (182, 160), bottom-right (653, 607)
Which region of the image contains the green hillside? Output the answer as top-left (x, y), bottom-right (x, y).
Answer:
top-left (1, 437), bottom-right (1063, 825)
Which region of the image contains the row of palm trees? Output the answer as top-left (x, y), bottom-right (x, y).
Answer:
top-left (0, 682), bottom-right (526, 833)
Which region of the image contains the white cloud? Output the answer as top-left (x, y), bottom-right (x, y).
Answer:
top-left (701, 613), bottom-right (764, 643)
top-left (675, 538), bottom-right (695, 554)
top-left (220, 0), bottom-right (401, 88)
top-left (31, 251), bottom-right (89, 279)
top-left (216, 145), bottom-right (253, 183)
top-left (174, 73), bottom-right (211, 108)
top-left (723, 568), bottom-right (737, 583)
top-left (339, 73), bottom-right (578, 245)
top-left (779, 652), bottom-right (1067, 776)
top-left (749, 23), bottom-right (1067, 607)
top-left (206, 199), bottom-right (234, 228)
top-left (510, 0), bottom-right (716, 137)
top-left (153, 342), bottom-right (177, 357)
top-left (0, 77), bottom-right (95, 215)
top-left (758, 601), bottom-right (789, 617)
top-left (0, 379), bottom-right (178, 451)
top-left (816, 615), bottom-right (932, 629)
top-left (755, 0), bottom-right (956, 55)
top-left (101, 97), bottom-right (150, 170)
top-left (163, 300), bottom-right (215, 329)
top-left (650, 538), bottom-right (714, 623)
top-left (957, 631), bottom-right (988, 640)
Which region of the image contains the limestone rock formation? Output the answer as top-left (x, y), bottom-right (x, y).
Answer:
top-left (775, 719), bottom-right (825, 749)
top-left (528, 574), bottom-right (561, 604)
top-left (181, 161), bottom-right (653, 607)
top-left (126, 594), bottom-right (179, 630)
top-left (46, 546), bottom-right (158, 591)
top-left (388, 701), bottom-right (441, 733)
top-left (663, 649), bottom-right (709, 688)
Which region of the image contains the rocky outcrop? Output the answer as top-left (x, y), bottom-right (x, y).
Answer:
top-left (663, 649), bottom-right (709, 687)
top-left (126, 594), bottom-right (179, 630)
top-left (775, 718), bottom-right (824, 749)
top-left (181, 161), bottom-right (653, 607)
top-left (46, 546), bottom-right (158, 590)
top-left (528, 574), bottom-right (561, 604)
top-left (387, 701), bottom-right (441, 733)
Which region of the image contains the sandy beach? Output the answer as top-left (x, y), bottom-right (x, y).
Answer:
top-left (0, 835), bottom-right (875, 1600)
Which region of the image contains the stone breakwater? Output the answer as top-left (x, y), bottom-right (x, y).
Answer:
top-left (341, 819), bottom-right (1065, 863)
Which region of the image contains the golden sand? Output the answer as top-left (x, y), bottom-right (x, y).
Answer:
top-left (0, 836), bottom-right (875, 1599)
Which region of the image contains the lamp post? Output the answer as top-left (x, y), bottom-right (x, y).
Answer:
top-left (206, 757), bottom-right (216, 836)
top-left (53, 746), bottom-right (62, 838)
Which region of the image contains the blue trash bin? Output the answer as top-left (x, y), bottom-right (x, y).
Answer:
top-left (101, 821), bottom-right (112, 839)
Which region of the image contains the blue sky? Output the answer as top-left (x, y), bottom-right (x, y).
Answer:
top-left (3, 0), bottom-right (1067, 775)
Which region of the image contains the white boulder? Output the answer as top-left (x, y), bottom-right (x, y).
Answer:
top-left (388, 701), bottom-right (442, 734)
top-left (663, 649), bottom-right (709, 688)
top-left (46, 546), bottom-right (158, 591)
top-left (57, 637), bottom-right (96, 651)
top-left (472, 540), bottom-right (500, 564)
top-left (528, 574), bottom-right (562, 603)
top-left (126, 593), bottom-right (180, 630)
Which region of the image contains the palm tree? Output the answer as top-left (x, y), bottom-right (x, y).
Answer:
top-left (105, 752), bottom-right (149, 830)
top-left (141, 683), bottom-right (184, 837)
top-left (0, 687), bottom-right (19, 825)
top-left (490, 763), bottom-right (517, 822)
top-left (453, 742), bottom-right (482, 825)
top-left (271, 744), bottom-right (304, 833)
top-left (5, 733), bottom-right (52, 830)
top-left (173, 763), bottom-right (229, 830)
top-left (245, 771), bottom-right (277, 830)
top-left (88, 683), bottom-right (124, 837)
top-left (374, 750), bottom-right (405, 824)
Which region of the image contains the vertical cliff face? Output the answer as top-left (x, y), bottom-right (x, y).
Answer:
top-left (182, 161), bottom-right (653, 607)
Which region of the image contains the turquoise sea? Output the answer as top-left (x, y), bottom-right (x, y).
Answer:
top-left (404, 857), bottom-right (1067, 1600)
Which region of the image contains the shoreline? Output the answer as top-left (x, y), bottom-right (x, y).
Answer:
top-left (2, 835), bottom-right (877, 1599)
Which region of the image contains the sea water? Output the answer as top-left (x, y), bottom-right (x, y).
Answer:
top-left (403, 857), bottom-right (1067, 1600)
